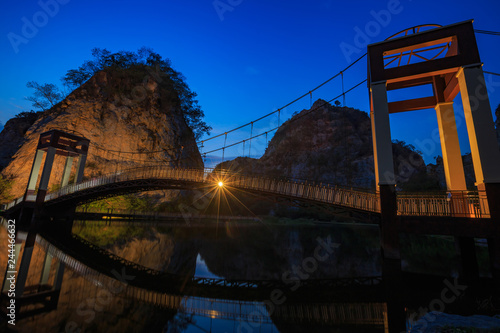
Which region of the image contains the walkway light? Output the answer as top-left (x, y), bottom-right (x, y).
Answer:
top-left (218, 181), bottom-right (224, 187)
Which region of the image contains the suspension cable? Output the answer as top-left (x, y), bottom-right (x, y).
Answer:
top-left (475, 29), bottom-right (500, 36)
top-left (484, 71), bottom-right (500, 77)
top-left (198, 53), bottom-right (367, 144)
top-left (202, 79), bottom-right (367, 156)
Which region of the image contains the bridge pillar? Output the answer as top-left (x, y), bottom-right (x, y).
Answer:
top-left (457, 65), bottom-right (500, 279)
top-left (15, 235), bottom-right (34, 298)
top-left (435, 102), bottom-right (467, 192)
top-left (370, 81), bottom-right (404, 332)
top-left (25, 149), bottom-right (44, 198)
top-left (370, 81), bottom-right (400, 266)
top-left (435, 100), bottom-right (480, 279)
top-left (74, 153), bottom-right (87, 184)
top-left (39, 252), bottom-right (53, 285)
top-left (370, 81), bottom-right (396, 188)
top-left (2, 241), bottom-right (21, 292)
top-left (37, 146), bottom-right (57, 202)
top-left (61, 156), bottom-right (74, 187)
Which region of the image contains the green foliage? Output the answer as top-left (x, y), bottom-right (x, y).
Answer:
top-left (400, 234), bottom-right (458, 275)
top-left (399, 171), bottom-right (441, 191)
top-left (392, 139), bottom-right (423, 155)
top-left (14, 110), bottom-right (36, 119)
top-left (72, 221), bottom-right (145, 247)
top-left (25, 81), bottom-right (63, 111)
top-left (79, 194), bottom-right (157, 211)
top-left (0, 175), bottom-right (14, 204)
top-left (62, 47), bottom-right (211, 139)
top-left (400, 235), bottom-right (490, 277)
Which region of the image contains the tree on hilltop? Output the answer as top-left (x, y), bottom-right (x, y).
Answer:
top-left (62, 47), bottom-right (211, 139)
top-left (25, 81), bottom-right (63, 112)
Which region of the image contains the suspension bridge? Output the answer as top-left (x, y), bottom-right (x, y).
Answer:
top-left (2, 21), bottom-right (500, 332)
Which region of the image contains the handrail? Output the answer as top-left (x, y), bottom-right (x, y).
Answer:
top-left (39, 166), bottom-right (381, 213)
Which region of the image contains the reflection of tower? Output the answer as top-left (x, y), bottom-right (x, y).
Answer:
top-left (1, 234), bottom-right (65, 317)
top-left (5, 130), bottom-right (90, 309)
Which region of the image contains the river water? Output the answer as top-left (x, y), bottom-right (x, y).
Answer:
top-left (1, 218), bottom-right (499, 332)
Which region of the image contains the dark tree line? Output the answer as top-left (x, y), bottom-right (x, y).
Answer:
top-left (25, 47), bottom-right (211, 139)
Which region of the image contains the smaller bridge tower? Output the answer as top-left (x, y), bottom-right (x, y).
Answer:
top-left (10, 130), bottom-right (89, 302)
top-left (24, 129), bottom-right (90, 207)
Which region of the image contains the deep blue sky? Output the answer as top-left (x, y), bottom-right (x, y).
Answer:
top-left (1, 0), bottom-right (499, 163)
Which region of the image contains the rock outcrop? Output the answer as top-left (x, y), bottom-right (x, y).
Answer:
top-left (0, 66), bottom-right (203, 201)
top-left (0, 111), bottom-right (40, 170)
top-left (218, 99), bottom-right (426, 189)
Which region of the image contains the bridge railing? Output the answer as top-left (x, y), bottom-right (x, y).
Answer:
top-left (41, 166), bottom-right (381, 213)
top-left (396, 191), bottom-right (489, 218)
top-left (222, 172), bottom-right (381, 213)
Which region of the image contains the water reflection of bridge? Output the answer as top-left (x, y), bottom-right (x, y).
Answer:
top-left (2, 230), bottom-right (389, 331)
top-left (37, 232), bottom-right (383, 299)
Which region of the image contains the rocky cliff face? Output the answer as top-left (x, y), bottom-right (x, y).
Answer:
top-left (219, 99), bottom-right (426, 189)
top-left (0, 66), bottom-right (202, 200)
top-left (426, 153), bottom-right (476, 190)
top-left (0, 111), bottom-right (40, 170)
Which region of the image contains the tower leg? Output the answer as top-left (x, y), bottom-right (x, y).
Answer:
top-left (39, 252), bottom-right (53, 285)
top-left (2, 242), bottom-right (21, 292)
top-left (26, 150), bottom-right (44, 194)
top-left (61, 156), bottom-right (74, 187)
top-left (74, 154), bottom-right (87, 184)
top-left (457, 66), bottom-right (500, 280)
top-left (371, 81), bottom-right (405, 333)
top-left (455, 237), bottom-right (479, 281)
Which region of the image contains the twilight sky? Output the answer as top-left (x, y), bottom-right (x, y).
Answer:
top-left (1, 0), bottom-right (499, 163)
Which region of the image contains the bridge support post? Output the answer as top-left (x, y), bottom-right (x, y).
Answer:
top-left (370, 81), bottom-right (400, 267)
top-left (435, 102), bottom-right (480, 279)
top-left (370, 82), bottom-right (396, 190)
top-left (370, 81), bottom-right (405, 333)
top-left (25, 149), bottom-right (44, 197)
top-left (15, 236), bottom-right (34, 298)
top-left (39, 252), bottom-right (53, 285)
top-left (435, 102), bottom-right (467, 192)
top-left (61, 156), bottom-right (74, 187)
top-left (2, 241), bottom-right (21, 292)
top-left (36, 146), bottom-right (57, 202)
top-left (457, 65), bottom-right (500, 280)
top-left (74, 154), bottom-right (87, 184)
top-left (455, 237), bottom-right (479, 280)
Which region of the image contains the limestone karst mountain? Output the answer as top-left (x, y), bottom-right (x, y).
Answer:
top-left (0, 66), bottom-right (202, 201)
